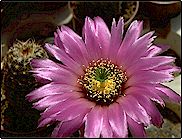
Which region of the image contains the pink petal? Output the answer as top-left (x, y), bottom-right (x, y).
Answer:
top-left (55, 98), bottom-right (95, 122)
top-left (84, 105), bottom-right (103, 138)
top-left (61, 25), bottom-right (81, 38)
top-left (54, 31), bottom-right (65, 50)
top-left (44, 43), bottom-right (84, 75)
top-left (155, 84), bottom-right (181, 103)
top-left (144, 45), bottom-right (163, 57)
top-left (117, 31), bottom-right (154, 68)
top-left (38, 117), bottom-right (53, 128)
top-left (100, 107), bottom-right (113, 138)
top-left (94, 16), bottom-right (111, 59)
top-left (32, 92), bottom-right (83, 111)
top-left (31, 58), bottom-right (60, 69)
top-left (31, 59), bottom-right (78, 84)
top-left (61, 25), bottom-right (90, 65)
top-left (153, 65), bottom-right (181, 74)
top-left (123, 35), bottom-right (156, 70)
top-left (125, 85), bottom-right (165, 107)
top-left (130, 93), bottom-right (163, 127)
top-left (83, 17), bottom-right (102, 61)
top-left (30, 59), bottom-right (60, 84)
top-left (58, 31), bottom-right (89, 66)
top-left (33, 74), bottom-right (50, 84)
top-left (127, 116), bottom-right (146, 138)
top-left (30, 66), bottom-right (78, 85)
top-left (52, 115), bottom-right (85, 137)
top-left (127, 70), bottom-right (174, 86)
top-left (26, 82), bottom-right (80, 102)
top-left (108, 103), bottom-right (128, 138)
top-left (108, 17), bottom-right (124, 62)
top-left (126, 56), bottom-right (175, 76)
top-left (38, 97), bottom-right (83, 128)
top-left (32, 94), bottom-right (69, 111)
top-left (156, 44), bottom-right (171, 54)
top-left (123, 20), bottom-right (143, 46)
top-left (116, 21), bottom-right (143, 62)
top-left (51, 122), bottom-right (63, 137)
top-left (135, 83), bottom-right (170, 101)
top-left (145, 44), bottom-right (171, 57)
top-left (118, 96), bottom-right (151, 126)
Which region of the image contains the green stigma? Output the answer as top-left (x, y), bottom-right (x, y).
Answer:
top-left (94, 67), bottom-right (110, 82)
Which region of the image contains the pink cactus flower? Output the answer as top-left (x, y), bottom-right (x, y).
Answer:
top-left (26, 16), bottom-right (181, 138)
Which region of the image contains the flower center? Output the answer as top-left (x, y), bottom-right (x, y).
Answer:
top-left (78, 59), bottom-right (127, 105)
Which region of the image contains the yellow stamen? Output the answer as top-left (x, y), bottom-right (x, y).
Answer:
top-left (79, 58), bottom-right (127, 105)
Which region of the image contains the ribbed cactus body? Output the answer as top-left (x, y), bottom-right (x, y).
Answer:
top-left (1, 39), bottom-right (48, 132)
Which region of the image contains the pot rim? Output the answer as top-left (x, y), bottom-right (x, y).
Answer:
top-left (150, 1), bottom-right (180, 5)
top-left (123, 1), bottom-right (139, 26)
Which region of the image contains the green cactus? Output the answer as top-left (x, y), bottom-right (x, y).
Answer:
top-left (1, 39), bottom-right (48, 133)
